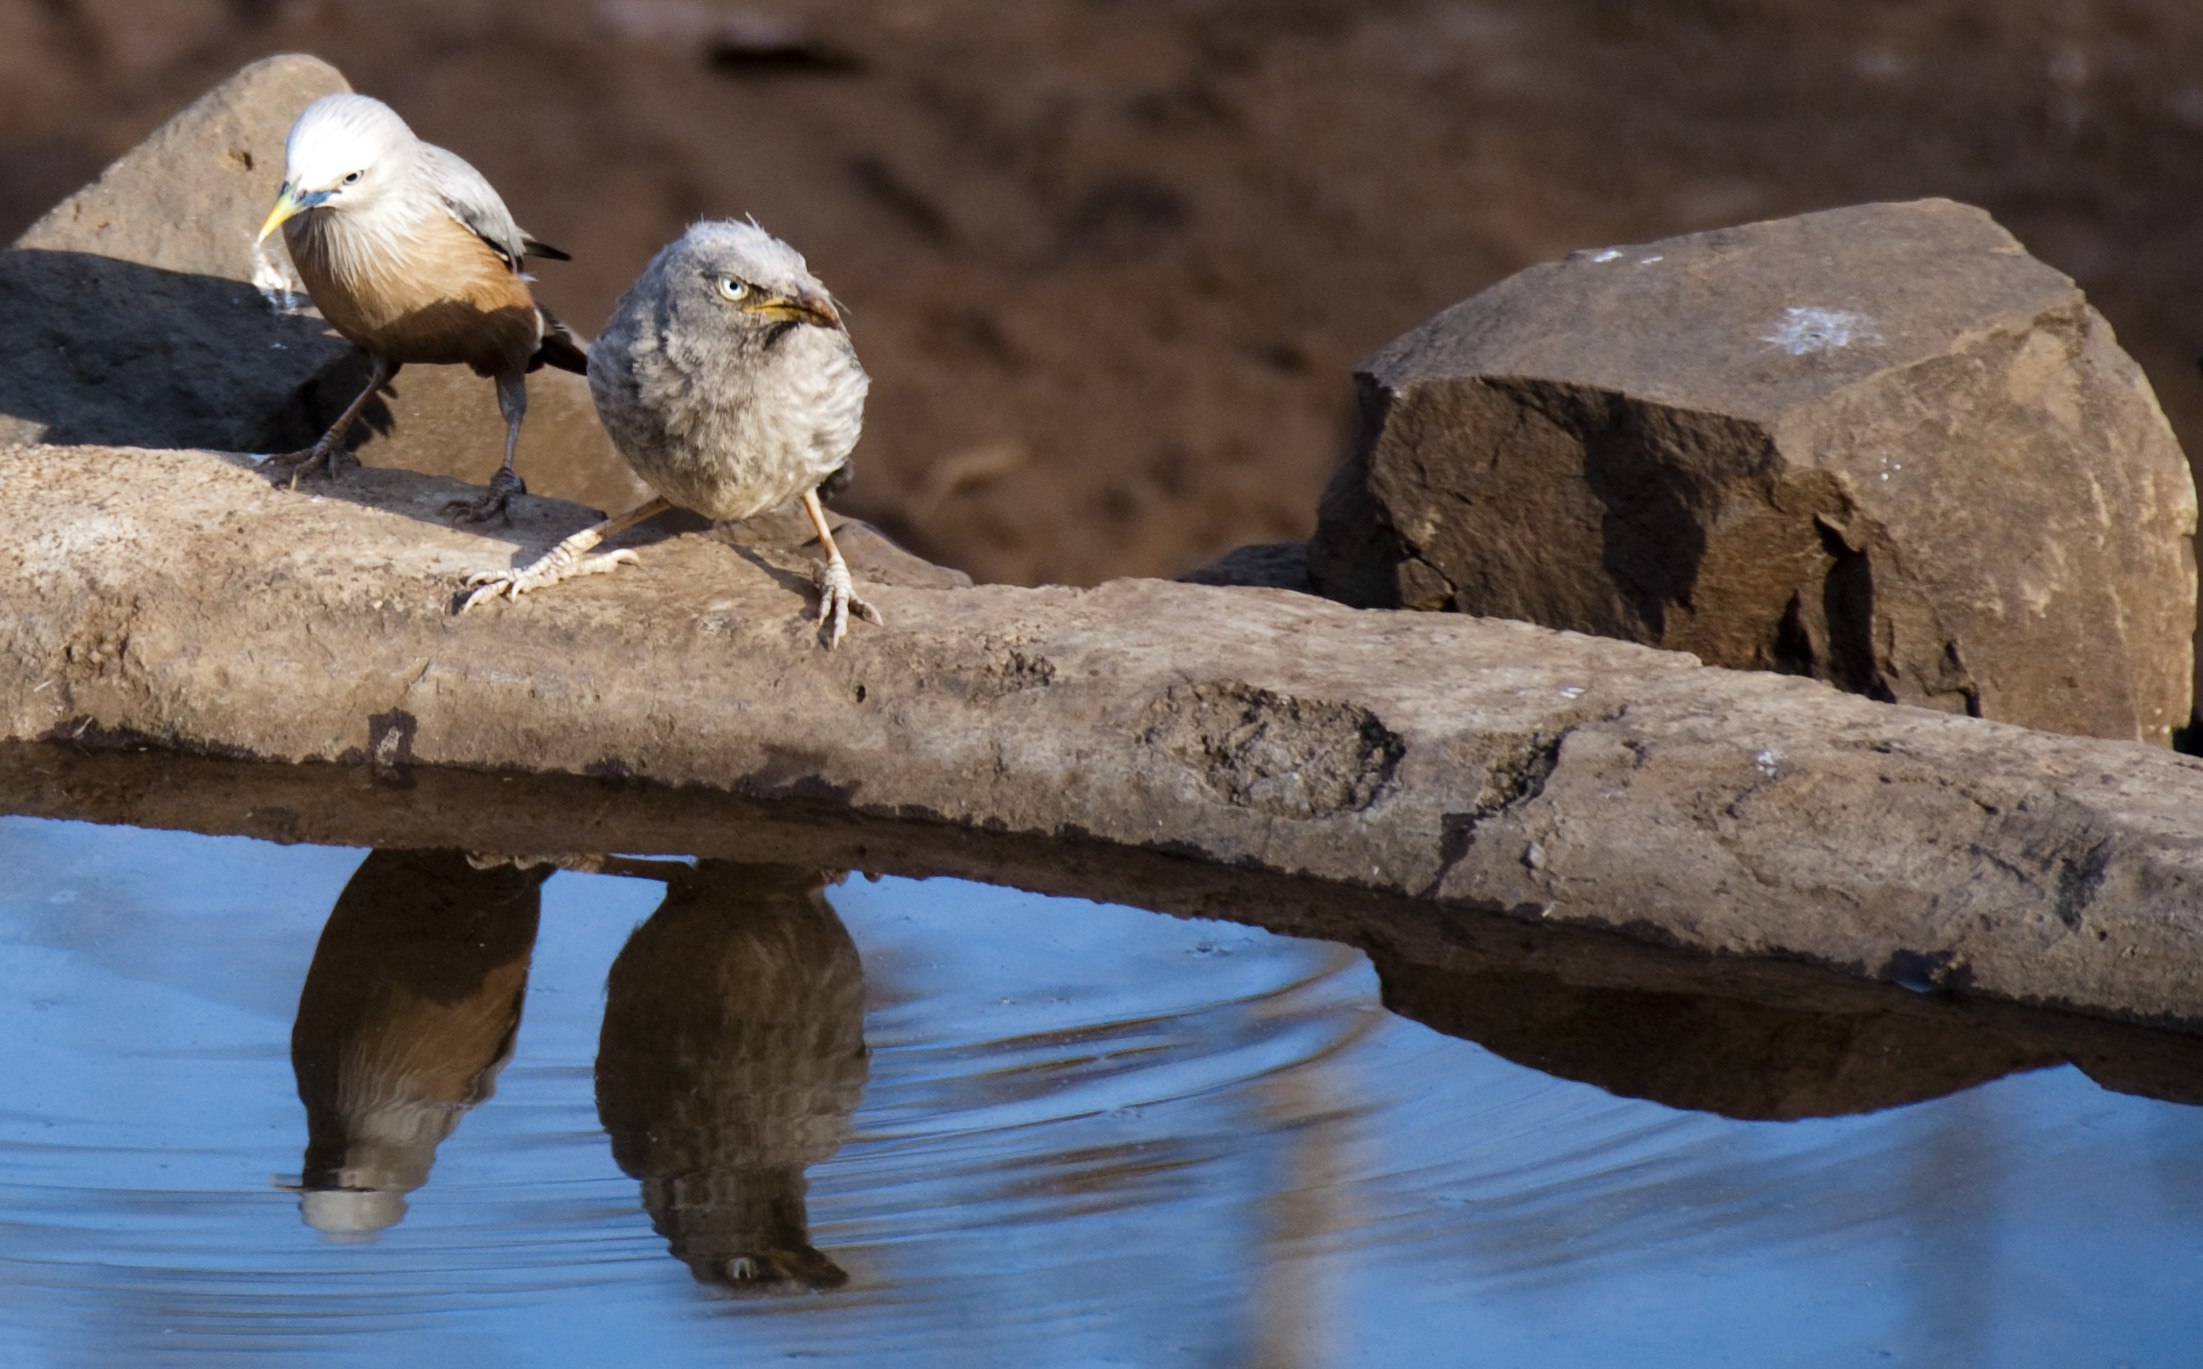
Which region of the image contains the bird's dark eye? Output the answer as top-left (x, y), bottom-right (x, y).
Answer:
top-left (717, 276), bottom-right (750, 302)
top-left (342, 170), bottom-right (363, 186)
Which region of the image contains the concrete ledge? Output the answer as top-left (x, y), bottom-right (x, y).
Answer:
top-left (9, 442), bottom-right (2203, 1029)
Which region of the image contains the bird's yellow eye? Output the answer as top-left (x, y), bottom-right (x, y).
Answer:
top-left (717, 276), bottom-right (750, 302)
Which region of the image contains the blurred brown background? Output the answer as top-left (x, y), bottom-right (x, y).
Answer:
top-left (5, 0), bottom-right (2201, 587)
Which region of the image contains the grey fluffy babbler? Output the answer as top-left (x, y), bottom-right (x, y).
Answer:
top-left (462, 220), bottom-right (881, 647)
top-left (256, 93), bottom-right (586, 522)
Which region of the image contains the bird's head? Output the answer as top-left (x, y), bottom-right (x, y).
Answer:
top-left (258, 94), bottom-right (418, 243)
top-left (659, 219), bottom-right (846, 337)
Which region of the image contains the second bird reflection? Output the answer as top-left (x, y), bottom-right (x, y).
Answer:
top-left (596, 861), bottom-right (870, 1293)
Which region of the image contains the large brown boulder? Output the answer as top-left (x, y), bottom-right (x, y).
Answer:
top-left (0, 55), bottom-right (651, 515)
top-left (1307, 199), bottom-right (2198, 746)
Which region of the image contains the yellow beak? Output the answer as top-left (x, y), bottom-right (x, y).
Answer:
top-left (256, 183), bottom-right (308, 244)
top-left (742, 293), bottom-right (843, 330)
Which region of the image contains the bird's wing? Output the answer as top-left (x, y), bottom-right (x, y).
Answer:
top-left (419, 143), bottom-right (533, 271)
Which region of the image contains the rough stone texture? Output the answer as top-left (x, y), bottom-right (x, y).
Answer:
top-left (10, 441), bottom-right (2203, 1035)
top-left (0, 54), bottom-right (653, 516)
top-left (1308, 199), bottom-right (2199, 747)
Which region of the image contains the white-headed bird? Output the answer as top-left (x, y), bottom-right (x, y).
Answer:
top-left (257, 93), bottom-right (586, 522)
top-left (459, 219), bottom-right (881, 648)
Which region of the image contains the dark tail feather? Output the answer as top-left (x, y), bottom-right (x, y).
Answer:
top-left (529, 306), bottom-right (590, 375)
top-left (525, 237), bottom-right (573, 262)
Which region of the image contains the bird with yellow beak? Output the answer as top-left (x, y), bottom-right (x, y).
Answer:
top-left (257, 93), bottom-right (585, 522)
top-left (461, 219), bottom-right (882, 648)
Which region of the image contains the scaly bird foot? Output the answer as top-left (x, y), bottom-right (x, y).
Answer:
top-left (811, 558), bottom-right (883, 650)
top-left (459, 542), bottom-right (639, 613)
top-left (445, 468), bottom-right (526, 525)
top-left (257, 438), bottom-right (345, 489)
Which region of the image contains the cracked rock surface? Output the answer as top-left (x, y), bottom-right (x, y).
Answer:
top-left (1308, 199), bottom-right (2198, 746)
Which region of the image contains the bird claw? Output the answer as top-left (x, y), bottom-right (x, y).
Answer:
top-left (261, 440), bottom-right (343, 489)
top-left (445, 468), bottom-right (526, 524)
top-left (458, 545), bottom-right (638, 613)
top-left (811, 559), bottom-right (882, 649)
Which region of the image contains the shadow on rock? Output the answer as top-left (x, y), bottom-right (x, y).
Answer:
top-left (287, 848), bottom-right (547, 1238)
top-left (0, 248), bottom-right (349, 452)
top-left (595, 860), bottom-right (869, 1293)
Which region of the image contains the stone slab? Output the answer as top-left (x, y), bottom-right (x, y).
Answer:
top-left (7, 442), bottom-right (2203, 1032)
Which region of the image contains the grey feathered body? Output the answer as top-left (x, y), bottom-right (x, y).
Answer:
top-left (588, 222), bottom-right (868, 523)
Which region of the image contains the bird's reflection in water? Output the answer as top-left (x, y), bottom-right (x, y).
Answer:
top-left (595, 861), bottom-right (869, 1293)
top-left (287, 849), bottom-right (548, 1239)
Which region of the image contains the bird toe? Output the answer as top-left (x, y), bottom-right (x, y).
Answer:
top-left (445, 493), bottom-right (512, 525)
top-left (809, 559), bottom-right (881, 649)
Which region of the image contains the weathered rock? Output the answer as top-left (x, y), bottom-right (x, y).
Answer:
top-left (1308, 199), bottom-right (2199, 747)
top-left (0, 55), bottom-right (652, 515)
top-left (10, 441), bottom-right (2203, 1034)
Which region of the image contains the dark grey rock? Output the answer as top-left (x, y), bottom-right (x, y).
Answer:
top-left (1308, 199), bottom-right (2198, 746)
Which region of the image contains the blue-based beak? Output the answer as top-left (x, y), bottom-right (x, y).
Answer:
top-left (256, 182), bottom-right (332, 243)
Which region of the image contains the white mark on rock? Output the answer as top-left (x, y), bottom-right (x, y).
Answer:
top-left (1756, 747), bottom-right (1782, 777)
top-left (1560, 685), bottom-right (1585, 699)
top-left (1639, 255), bottom-right (1663, 265)
top-left (1764, 307), bottom-right (1883, 356)
top-left (1591, 248), bottom-right (1623, 263)
top-left (1523, 841), bottom-right (1547, 870)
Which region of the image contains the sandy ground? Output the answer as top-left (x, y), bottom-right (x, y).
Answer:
top-left (5, 0), bottom-right (2202, 587)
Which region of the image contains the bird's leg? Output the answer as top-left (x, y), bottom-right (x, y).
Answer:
top-left (802, 488), bottom-right (884, 650)
top-left (446, 372), bottom-right (530, 524)
top-left (263, 354), bottom-right (394, 487)
top-left (459, 497), bottom-right (672, 613)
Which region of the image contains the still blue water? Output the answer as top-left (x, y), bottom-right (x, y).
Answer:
top-left (1, 814), bottom-right (2199, 1366)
